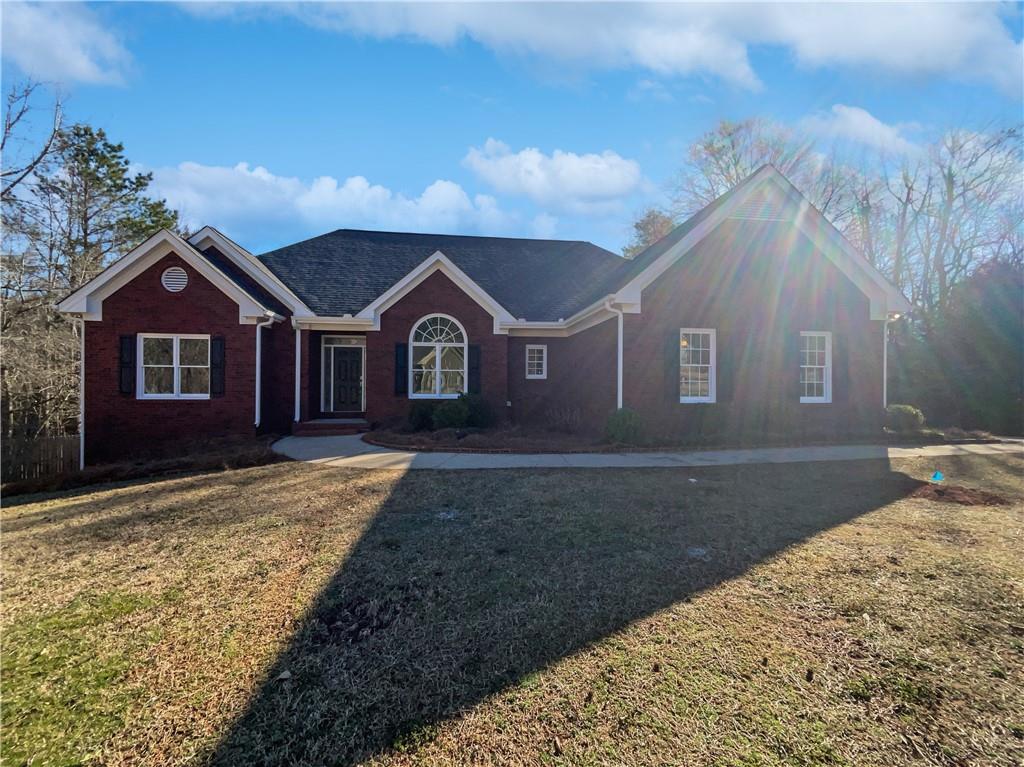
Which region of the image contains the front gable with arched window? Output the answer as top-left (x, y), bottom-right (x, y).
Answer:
top-left (363, 270), bottom-right (508, 423)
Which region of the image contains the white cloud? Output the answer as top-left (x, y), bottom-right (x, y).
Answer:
top-left (149, 161), bottom-right (515, 236)
top-left (182, 3), bottom-right (1023, 93)
top-left (1, 2), bottom-right (132, 85)
top-left (463, 139), bottom-right (643, 215)
top-left (801, 105), bottom-right (919, 155)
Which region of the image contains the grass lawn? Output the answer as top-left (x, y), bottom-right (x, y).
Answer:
top-left (2, 453), bottom-right (1022, 766)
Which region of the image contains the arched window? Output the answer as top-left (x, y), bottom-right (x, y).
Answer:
top-left (409, 314), bottom-right (467, 398)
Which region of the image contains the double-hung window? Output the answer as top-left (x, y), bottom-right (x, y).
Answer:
top-left (679, 328), bottom-right (716, 403)
top-left (139, 334), bottom-right (210, 399)
top-left (525, 344), bottom-right (547, 379)
top-left (799, 331), bottom-right (832, 403)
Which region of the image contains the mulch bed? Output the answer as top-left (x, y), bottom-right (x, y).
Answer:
top-left (910, 484), bottom-right (1010, 506)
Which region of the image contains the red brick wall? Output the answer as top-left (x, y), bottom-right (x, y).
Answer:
top-left (507, 319), bottom-right (617, 430)
top-left (84, 253), bottom-right (257, 463)
top-left (363, 271), bottom-right (509, 424)
top-left (261, 319), bottom-right (296, 433)
top-left (621, 219), bottom-right (884, 441)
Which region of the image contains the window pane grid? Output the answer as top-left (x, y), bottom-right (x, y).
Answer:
top-left (410, 316), bottom-right (467, 397)
top-left (526, 346), bottom-right (546, 378)
top-left (679, 330), bottom-right (715, 402)
top-left (799, 332), bottom-right (831, 401)
top-left (140, 335), bottom-right (210, 398)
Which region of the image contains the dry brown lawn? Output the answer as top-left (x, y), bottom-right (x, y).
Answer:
top-left (2, 452), bottom-right (1022, 766)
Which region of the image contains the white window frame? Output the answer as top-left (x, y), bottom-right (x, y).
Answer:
top-left (525, 344), bottom-right (548, 379)
top-left (408, 313), bottom-right (468, 400)
top-left (799, 331), bottom-right (832, 404)
top-left (679, 328), bottom-right (716, 404)
top-left (137, 333), bottom-right (211, 400)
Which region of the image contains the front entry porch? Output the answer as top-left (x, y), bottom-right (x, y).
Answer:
top-left (292, 417), bottom-right (370, 437)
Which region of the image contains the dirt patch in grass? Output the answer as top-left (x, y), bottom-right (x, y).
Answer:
top-left (910, 483), bottom-right (1010, 505)
top-left (2, 453), bottom-right (1022, 766)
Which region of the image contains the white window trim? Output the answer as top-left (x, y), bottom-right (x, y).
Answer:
top-left (525, 344), bottom-right (548, 380)
top-left (679, 328), bottom-right (716, 404)
top-left (137, 333), bottom-right (211, 400)
top-left (408, 313), bottom-right (468, 400)
top-left (799, 330), bottom-right (833, 404)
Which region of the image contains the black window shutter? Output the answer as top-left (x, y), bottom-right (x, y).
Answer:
top-left (119, 335), bottom-right (136, 395)
top-left (831, 334), bottom-right (848, 403)
top-left (786, 330), bottom-right (802, 400)
top-left (716, 329), bottom-right (733, 403)
top-left (210, 336), bottom-right (226, 397)
top-left (667, 330), bottom-right (680, 401)
top-left (395, 343), bottom-right (408, 395)
top-left (468, 345), bottom-right (481, 394)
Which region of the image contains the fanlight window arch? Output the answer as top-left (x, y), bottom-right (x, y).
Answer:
top-left (410, 314), bottom-right (467, 398)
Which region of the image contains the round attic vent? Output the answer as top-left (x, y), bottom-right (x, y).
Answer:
top-left (161, 266), bottom-right (188, 293)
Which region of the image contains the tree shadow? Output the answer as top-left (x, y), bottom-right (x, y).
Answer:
top-left (210, 459), bottom-right (922, 765)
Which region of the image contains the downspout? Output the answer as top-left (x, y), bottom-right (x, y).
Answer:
top-left (254, 314), bottom-right (275, 427)
top-left (605, 300), bottom-right (624, 410)
top-left (293, 325), bottom-right (302, 422)
top-left (882, 312), bottom-right (902, 410)
top-left (76, 317), bottom-right (85, 470)
top-left (882, 317), bottom-right (889, 410)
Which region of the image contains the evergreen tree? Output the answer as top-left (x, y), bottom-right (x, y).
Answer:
top-left (2, 115), bottom-right (179, 439)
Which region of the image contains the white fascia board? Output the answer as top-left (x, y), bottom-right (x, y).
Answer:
top-left (355, 250), bottom-right (516, 335)
top-left (747, 170), bottom-right (911, 318)
top-left (56, 229), bottom-right (269, 323)
top-left (612, 165), bottom-right (911, 319)
top-left (613, 166), bottom-right (776, 308)
top-left (292, 316), bottom-right (377, 332)
top-left (188, 226), bottom-right (315, 317)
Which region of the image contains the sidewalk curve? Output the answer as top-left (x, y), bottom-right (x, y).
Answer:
top-left (272, 434), bottom-right (1022, 471)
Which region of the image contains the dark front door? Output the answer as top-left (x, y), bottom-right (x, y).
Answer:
top-left (328, 347), bottom-right (362, 411)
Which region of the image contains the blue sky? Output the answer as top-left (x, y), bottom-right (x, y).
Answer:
top-left (2, 2), bottom-right (1021, 254)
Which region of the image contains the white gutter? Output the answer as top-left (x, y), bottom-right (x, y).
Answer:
top-left (605, 300), bottom-right (624, 410)
top-left (293, 327), bottom-right (302, 422)
top-left (254, 314), bottom-right (276, 427)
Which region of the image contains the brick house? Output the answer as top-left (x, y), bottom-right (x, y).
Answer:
top-left (58, 166), bottom-right (910, 465)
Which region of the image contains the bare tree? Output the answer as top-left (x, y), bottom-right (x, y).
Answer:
top-left (1, 81), bottom-right (63, 202)
top-left (1, 84), bottom-right (178, 438)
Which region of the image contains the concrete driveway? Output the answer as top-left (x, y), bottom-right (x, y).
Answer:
top-left (272, 434), bottom-right (1022, 471)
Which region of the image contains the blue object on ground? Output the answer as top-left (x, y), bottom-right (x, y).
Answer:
top-left (931, 471), bottom-right (944, 482)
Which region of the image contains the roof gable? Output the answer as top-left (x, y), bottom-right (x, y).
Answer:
top-left (354, 250), bottom-right (515, 334)
top-left (612, 166), bottom-right (911, 319)
top-left (56, 230), bottom-right (276, 323)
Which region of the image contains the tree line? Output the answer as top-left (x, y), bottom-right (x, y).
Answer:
top-left (2, 82), bottom-right (179, 439)
top-left (624, 119), bottom-right (1023, 434)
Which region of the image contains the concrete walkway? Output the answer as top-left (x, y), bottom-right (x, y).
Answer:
top-left (272, 434), bottom-right (1021, 471)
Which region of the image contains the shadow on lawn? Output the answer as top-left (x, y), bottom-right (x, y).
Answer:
top-left (210, 459), bottom-right (922, 766)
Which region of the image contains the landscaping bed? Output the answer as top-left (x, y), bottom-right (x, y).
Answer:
top-left (363, 424), bottom-right (1004, 454)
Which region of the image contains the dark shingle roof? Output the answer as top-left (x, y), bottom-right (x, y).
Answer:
top-left (250, 169), bottom-right (768, 321)
top-left (256, 230), bottom-right (626, 321)
top-left (195, 244), bottom-right (290, 316)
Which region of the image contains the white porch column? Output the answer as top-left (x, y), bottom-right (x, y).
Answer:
top-left (294, 327), bottom-right (301, 422)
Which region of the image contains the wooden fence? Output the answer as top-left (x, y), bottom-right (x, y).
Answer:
top-left (2, 435), bottom-right (80, 483)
